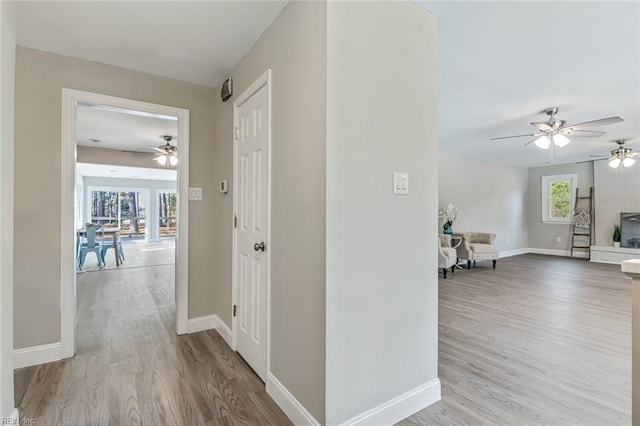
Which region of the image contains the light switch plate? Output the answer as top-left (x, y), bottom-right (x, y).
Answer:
top-left (393, 172), bottom-right (409, 195)
top-left (189, 187), bottom-right (203, 201)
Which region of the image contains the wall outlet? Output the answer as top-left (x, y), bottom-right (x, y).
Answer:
top-left (556, 236), bottom-right (562, 242)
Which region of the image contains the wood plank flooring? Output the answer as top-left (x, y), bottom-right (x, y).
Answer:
top-left (14, 264), bottom-right (291, 425)
top-left (16, 254), bottom-right (632, 425)
top-left (400, 254), bottom-right (631, 425)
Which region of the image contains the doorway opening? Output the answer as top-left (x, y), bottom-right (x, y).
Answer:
top-left (61, 89), bottom-right (190, 359)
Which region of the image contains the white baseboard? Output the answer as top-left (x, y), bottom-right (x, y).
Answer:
top-left (212, 315), bottom-right (233, 348)
top-left (187, 314), bottom-right (217, 334)
top-left (266, 372), bottom-right (321, 426)
top-left (13, 342), bottom-right (61, 369)
top-left (187, 314), bottom-right (233, 348)
top-left (589, 259), bottom-right (621, 265)
top-left (528, 247), bottom-right (589, 259)
top-left (499, 248), bottom-right (529, 258)
top-left (338, 379), bottom-right (441, 426)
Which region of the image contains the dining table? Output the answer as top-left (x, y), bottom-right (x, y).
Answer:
top-left (77, 226), bottom-right (122, 267)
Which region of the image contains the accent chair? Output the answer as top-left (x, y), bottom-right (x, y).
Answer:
top-left (438, 234), bottom-right (457, 278)
top-left (454, 232), bottom-right (498, 269)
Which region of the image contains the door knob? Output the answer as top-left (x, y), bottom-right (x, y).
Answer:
top-left (254, 242), bottom-right (265, 252)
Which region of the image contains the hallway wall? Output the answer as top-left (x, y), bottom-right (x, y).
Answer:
top-left (14, 47), bottom-right (217, 350)
top-left (0, 0), bottom-right (16, 419)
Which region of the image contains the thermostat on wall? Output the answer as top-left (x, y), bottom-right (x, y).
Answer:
top-left (219, 179), bottom-right (229, 194)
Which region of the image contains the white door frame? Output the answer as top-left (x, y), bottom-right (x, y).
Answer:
top-left (61, 89), bottom-right (190, 358)
top-left (231, 69), bottom-right (272, 377)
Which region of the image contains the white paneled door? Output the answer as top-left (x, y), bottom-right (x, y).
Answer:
top-left (234, 82), bottom-right (269, 382)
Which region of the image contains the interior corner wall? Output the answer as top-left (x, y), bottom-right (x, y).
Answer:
top-left (325, 2), bottom-right (438, 424)
top-left (13, 47), bottom-right (217, 350)
top-left (0, 0), bottom-right (16, 418)
top-left (438, 151), bottom-right (529, 252)
top-left (527, 162), bottom-right (593, 250)
top-left (211, 1), bottom-right (327, 422)
top-left (594, 160), bottom-right (640, 246)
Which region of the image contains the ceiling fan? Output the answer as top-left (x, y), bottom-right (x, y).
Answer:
top-left (491, 107), bottom-right (624, 149)
top-left (578, 139), bottom-right (638, 168)
top-left (150, 135), bottom-right (178, 166)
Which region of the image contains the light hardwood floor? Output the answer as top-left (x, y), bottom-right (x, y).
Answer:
top-left (14, 263), bottom-right (291, 425)
top-left (400, 254), bottom-right (631, 425)
top-left (16, 254), bottom-right (632, 425)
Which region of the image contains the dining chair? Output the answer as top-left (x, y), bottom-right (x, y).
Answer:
top-left (100, 229), bottom-right (124, 265)
top-left (77, 224), bottom-right (104, 270)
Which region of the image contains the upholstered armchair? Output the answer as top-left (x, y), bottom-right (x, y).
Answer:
top-left (438, 234), bottom-right (457, 278)
top-left (454, 232), bottom-right (498, 269)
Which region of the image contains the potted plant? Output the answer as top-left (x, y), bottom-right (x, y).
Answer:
top-left (439, 203), bottom-right (459, 235)
top-left (613, 224), bottom-right (621, 248)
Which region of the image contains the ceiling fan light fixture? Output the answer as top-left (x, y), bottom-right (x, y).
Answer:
top-left (623, 157), bottom-right (636, 168)
top-left (552, 133), bottom-right (570, 147)
top-left (609, 157), bottom-right (621, 168)
top-left (534, 135), bottom-right (551, 149)
top-left (156, 155), bottom-right (167, 166)
top-left (169, 155), bottom-right (178, 166)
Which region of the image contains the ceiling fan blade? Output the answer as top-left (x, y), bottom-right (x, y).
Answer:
top-left (524, 138), bottom-right (540, 146)
top-left (565, 130), bottom-right (606, 138)
top-left (490, 133), bottom-right (540, 141)
top-left (149, 146), bottom-right (167, 153)
top-left (568, 116), bottom-right (624, 130)
top-left (530, 122), bottom-right (553, 131)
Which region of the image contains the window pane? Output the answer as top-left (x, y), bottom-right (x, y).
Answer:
top-left (549, 180), bottom-right (571, 219)
top-left (120, 191), bottom-right (146, 237)
top-left (158, 192), bottom-right (177, 237)
top-left (90, 191), bottom-right (118, 226)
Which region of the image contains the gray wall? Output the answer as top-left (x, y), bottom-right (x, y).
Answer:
top-left (211, 1), bottom-right (328, 422)
top-left (325, 2), bottom-right (438, 424)
top-left (14, 47), bottom-right (218, 349)
top-left (78, 145), bottom-right (175, 170)
top-left (528, 162), bottom-right (593, 251)
top-left (439, 152), bottom-right (528, 252)
top-left (0, 1), bottom-right (15, 418)
top-left (594, 160), bottom-right (640, 246)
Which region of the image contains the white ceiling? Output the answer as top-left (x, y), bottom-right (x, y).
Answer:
top-left (17, 1), bottom-right (639, 167)
top-left (16, 1), bottom-right (288, 87)
top-left (77, 162), bottom-right (177, 181)
top-left (419, 1), bottom-right (640, 167)
top-left (76, 103), bottom-right (178, 153)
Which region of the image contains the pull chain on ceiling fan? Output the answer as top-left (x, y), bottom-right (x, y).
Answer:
top-left (491, 107), bottom-right (624, 150)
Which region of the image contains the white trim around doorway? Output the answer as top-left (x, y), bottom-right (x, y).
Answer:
top-left (61, 89), bottom-right (190, 359)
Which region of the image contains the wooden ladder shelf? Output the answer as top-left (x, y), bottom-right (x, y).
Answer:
top-left (570, 187), bottom-right (593, 259)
